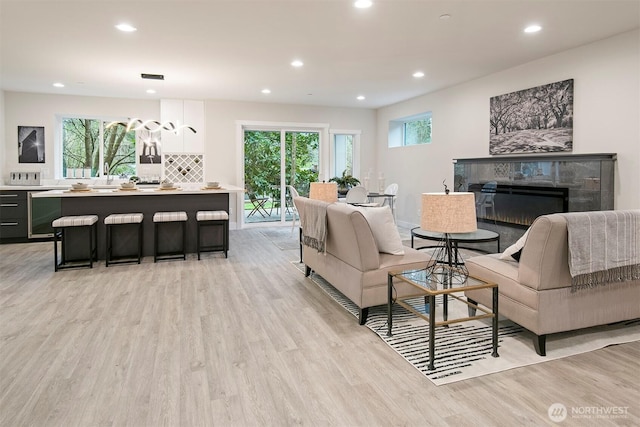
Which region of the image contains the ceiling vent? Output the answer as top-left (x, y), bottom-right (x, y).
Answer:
top-left (141, 73), bottom-right (164, 80)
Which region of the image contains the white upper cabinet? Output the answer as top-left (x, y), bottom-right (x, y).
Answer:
top-left (160, 99), bottom-right (205, 153)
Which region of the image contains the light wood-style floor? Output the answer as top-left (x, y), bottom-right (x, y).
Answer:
top-left (1, 227), bottom-right (638, 426)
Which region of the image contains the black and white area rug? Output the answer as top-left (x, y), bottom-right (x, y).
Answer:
top-left (296, 263), bottom-right (640, 386)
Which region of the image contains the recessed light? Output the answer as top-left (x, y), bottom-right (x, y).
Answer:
top-left (115, 23), bottom-right (137, 32)
top-left (261, 88), bottom-right (271, 94)
top-left (354, 0), bottom-right (372, 8)
top-left (524, 24), bottom-right (542, 33)
top-left (357, 95), bottom-right (365, 101)
top-left (146, 89), bottom-right (156, 94)
top-left (53, 82), bottom-right (64, 88)
top-left (413, 71), bottom-right (425, 78)
top-left (291, 60), bottom-right (304, 68)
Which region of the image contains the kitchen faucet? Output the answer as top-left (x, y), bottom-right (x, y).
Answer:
top-left (104, 162), bottom-right (113, 184)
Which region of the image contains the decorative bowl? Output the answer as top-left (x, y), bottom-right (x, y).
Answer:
top-left (160, 181), bottom-right (174, 189)
top-left (207, 181), bottom-right (220, 188)
top-left (71, 182), bottom-right (89, 190)
top-left (121, 182), bottom-right (136, 189)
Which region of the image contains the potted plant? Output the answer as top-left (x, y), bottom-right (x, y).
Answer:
top-left (330, 170), bottom-right (360, 195)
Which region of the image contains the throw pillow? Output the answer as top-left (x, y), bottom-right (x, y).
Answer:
top-left (353, 205), bottom-right (405, 255)
top-left (499, 228), bottom-right (530, 261)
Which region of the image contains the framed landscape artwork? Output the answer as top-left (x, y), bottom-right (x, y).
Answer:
top-left (18, 126), bottom-right (45, 163)
top-left (489, 79), bottom-right (574, 155)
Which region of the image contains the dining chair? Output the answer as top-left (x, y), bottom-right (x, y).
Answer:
top-left (287, 185), bottom-right (300, 230)
top-left (245, 187), bottom-right (271, 218)
top-left (269, 185), bottom-right (282, 216)
top-left (382, 183), bottom-right (399, 219)
top-left (345, 186), bottom-right (368, 204)
top-left (476, 181), bottom-right (497, 219)
top-left (288, 185), bottom-right (303, 262)
top-left (384, 183), bottom-right (398, 197)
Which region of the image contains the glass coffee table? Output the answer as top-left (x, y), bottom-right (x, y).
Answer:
top-left (387, 266), bottom-right (499, 371)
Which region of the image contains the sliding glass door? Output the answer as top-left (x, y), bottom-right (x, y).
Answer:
top-left (244, 130), bottom-right (281, 223)
top-left (244, 129), bottom-right (319, 225)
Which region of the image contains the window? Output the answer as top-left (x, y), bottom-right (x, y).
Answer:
top-left (61, 117), bottom-right (136, 179)
top-left (388, 112), bottom-right (432, 147)
top-left (329, 130), bottom-right (360, 180)
top-left (333, 134), bottom-right (353, 176)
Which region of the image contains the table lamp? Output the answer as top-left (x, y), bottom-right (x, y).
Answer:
top-left (309, 182), bottom-right (338, 203)
top-left (421, 191), bottom-right (477, 282)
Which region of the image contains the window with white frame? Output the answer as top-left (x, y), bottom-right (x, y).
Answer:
top-left (60, 117), bottom-right (137, 179)
top-left (334, 134), bottom-right (353, 175)
top-left (388, 112), bottom-right (432, 147)
top-left (330, 130), bottom-right (360, 180)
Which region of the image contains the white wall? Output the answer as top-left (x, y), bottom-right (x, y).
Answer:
top-left (2, 92), bottom-right (159, 182)
top-left (1, 92), bottom-right (376, 227)
top-left (1, 93), bottom-right (376, 185)
top-left (201, 100), bottom-right (376, 186)
top-left (3, 29), bottom-right (637, 227)
top-left (377, 30), bottom-right (640, 227)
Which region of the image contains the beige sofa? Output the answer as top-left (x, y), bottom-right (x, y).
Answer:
top-left (465, 212), bottom-right (640, 355)
top-left (295, 197), bottom-right (433, 324)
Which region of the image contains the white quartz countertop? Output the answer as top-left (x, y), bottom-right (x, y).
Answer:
top-left (31, 184), bottom-right (244, 198)
top-left (1, 185), bottom-right (69, 191)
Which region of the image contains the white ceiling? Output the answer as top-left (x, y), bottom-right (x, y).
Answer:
top-left (1, 0), bottom-right (638, 109)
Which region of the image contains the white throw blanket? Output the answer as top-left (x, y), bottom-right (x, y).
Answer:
top-left (299, 198), bottom-right (330, 253)
top-left (563, 210), bottom-right (640, 291)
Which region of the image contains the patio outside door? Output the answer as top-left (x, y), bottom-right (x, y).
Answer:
top-left (244, 130), bottom-right (319, 225)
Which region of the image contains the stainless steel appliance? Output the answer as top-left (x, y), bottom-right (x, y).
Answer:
top-left (28, 191), bottom-right (60, 238)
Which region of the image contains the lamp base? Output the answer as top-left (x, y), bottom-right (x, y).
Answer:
top-left (425, 234), bottom-right (469, 284)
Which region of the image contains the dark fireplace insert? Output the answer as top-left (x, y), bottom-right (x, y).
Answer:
top-left (454, 153), bottom-right (615, 237)
top-left (469, 183), bottom-right (569, 228)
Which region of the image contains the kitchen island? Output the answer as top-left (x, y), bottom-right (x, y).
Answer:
top-left (32, 185), bottom-right (244, 260)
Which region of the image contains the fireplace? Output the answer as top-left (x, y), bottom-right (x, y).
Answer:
top-left (454, 153), bottom-right (615, 247)
top-left (469, 183), bottom-right (569, 228)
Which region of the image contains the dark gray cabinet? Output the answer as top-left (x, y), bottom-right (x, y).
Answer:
top-left (0, 190), bottom-right (28, 241)
top-left (1, 189), bottom-right (61, 243)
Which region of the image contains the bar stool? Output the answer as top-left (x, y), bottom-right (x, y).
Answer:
top-left (105, 213), bottom-right (144, 266)
top-left (52, 215), bottom-right (99, 271)
top-left (153, 211), bottom-right (187, 262)
top-left (196, 210), bottom-right (229, 259)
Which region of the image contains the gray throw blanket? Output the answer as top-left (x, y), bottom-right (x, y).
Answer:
top-left (563, 210), bottom-right (640, 291)
top-left (300, 198), bottom-right (330, 253)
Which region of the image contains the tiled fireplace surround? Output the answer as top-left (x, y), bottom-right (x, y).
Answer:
top-left (454, 153), bottom-right (616, 248)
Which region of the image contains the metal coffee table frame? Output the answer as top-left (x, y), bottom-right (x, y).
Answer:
top-left (387, 266), bottom-right (499, 371)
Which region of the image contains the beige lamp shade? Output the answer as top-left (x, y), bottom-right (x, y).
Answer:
top-left (309, 182), bottom-right (338, 203)
top-left (421, 192), bottom-right (477, 233)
